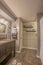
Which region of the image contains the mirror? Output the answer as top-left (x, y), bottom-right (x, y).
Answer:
top-left (0, 23), bottom-right (6, 33)
top-left (0, 0), bottom-right (17, 39)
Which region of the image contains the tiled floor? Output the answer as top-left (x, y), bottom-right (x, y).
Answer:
top-left (6, 49), bottom-right (42, 65)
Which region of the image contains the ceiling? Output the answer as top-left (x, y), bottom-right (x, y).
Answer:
top-left (3, 0), bottom-right (43, 21)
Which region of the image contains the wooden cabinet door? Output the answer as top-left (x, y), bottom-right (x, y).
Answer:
top-left (0, 45), bottom-right (5, 58)
top-left (5, 43), bottom-right (11, 54)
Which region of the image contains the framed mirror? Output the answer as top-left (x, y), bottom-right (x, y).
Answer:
top-left (0, 23), bottom-right (6, 33)
top-left (0, 0), bottom-right (17, 39)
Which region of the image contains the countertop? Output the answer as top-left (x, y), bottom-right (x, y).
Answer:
top-left (0, 39), bottom-right (16, 45)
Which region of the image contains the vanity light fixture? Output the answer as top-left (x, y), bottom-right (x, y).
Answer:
top-left (0, 18), bottom-right (8, 25)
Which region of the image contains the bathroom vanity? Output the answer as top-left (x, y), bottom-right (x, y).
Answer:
top-left (0, 1), bottom-right (16, 64)
top-left (0, 39), bottom-right (15, 63)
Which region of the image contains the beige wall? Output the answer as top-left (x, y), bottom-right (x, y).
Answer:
top-left (19, 19), bottom-right (23, 51)
top-left (15, 18), bottom-right (23, 51)
top-left (15, 18), bottom-right (20, 51)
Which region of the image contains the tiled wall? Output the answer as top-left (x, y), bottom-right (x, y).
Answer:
top-left (23, 22), bottom-right (38, 49)
top-left (23, 31), bottom-right (38, 49)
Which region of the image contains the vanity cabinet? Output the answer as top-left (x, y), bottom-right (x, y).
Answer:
top-left (0, 39), bottom-right (15, 63)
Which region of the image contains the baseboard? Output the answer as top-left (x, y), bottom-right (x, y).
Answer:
top-left (36, 55), bottom-right (40, 58)
top-left (16, 47), bottom-right (22, 53)
top-left (22, 47), bottom-right (37, 50)
top-left (16, 50), bottom-right (21, 53)
top-left (16, 47), bottom-right (37, 53)
top-left (36, 55), bottom-right (42, 65)
top-left (16, 51), bottom-right (21, 53)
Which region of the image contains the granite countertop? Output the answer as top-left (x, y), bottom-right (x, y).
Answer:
top-left (0, 39), bottom-right (16, 45)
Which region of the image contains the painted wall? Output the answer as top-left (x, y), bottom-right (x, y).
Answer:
top-left (15, 18), bottom-right (23, 51)
top-left (15, 18), bottom-right (20, 51)
top-left (19, 19), bottom-right (23, 51)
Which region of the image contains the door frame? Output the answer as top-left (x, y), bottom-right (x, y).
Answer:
top-left (37, 13), bottom-right (43, 56)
